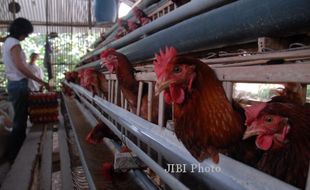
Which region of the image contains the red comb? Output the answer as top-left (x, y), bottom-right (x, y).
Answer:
top-left (100, 48), bottom-right (116, 59)
top-left (153, 46), bottom-right (178, 78)
top-left (245, 103), bottom-right (267, 126)
top-left (102, 162), bottom-right (113, 181)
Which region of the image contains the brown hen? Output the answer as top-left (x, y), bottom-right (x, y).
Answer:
top-left (243, 102), bottom-right (310, 189)
top-left (100, 49), bottom-right (169, 124)
top-left (154, 47), bottom-right (260, 163)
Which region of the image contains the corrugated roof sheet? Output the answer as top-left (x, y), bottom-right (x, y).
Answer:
top-left (0, 0), bottom-right (131, 33)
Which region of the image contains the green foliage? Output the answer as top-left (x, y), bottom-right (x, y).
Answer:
top-left (49, 32), bottom-right (99, 89)
top-left (257, 88), bottom-right (272, 100)
top-left (0, 31), bottom-right (99, 89)
top-left (21, 33), bottom-right (46, 67)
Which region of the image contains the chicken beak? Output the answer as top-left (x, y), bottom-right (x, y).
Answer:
top-left (242, 125), bottom-right (264, 140)
top-left (155, 78), bottom-right (173, 96)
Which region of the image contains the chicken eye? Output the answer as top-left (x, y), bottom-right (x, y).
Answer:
top-left (173, 66), bottom-right (182, 73)
top-left (265, 116), bottom-right (273, 123)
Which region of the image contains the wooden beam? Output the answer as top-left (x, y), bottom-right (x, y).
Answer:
top-left (133, 61), bottom-right (310, 83)
top-left (39, 125), bottom-right (53, 190)
top-left (258, 37), bottom-right (288, 52)
top-left (215, 62), bottom-right (310, 83)
top-left (0, 20), bottom-right (109, 28)
top-left (204, 49), bottom-right (310, 65)
top-left (58, 114), bottom-right (74, 190)
top-left (223, 82), bottom-right (233, 102)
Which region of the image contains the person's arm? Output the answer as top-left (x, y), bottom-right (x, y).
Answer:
top-left (11, 45), bottom-right (49, 89)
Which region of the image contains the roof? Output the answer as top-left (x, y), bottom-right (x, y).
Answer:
top-left (0, 0), bottom-right (136, 34)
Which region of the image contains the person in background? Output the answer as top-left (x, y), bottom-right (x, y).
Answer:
top-left (28, 53), bottom-right (44, 91)
top-left (1, 17), bottom-right (49, 163)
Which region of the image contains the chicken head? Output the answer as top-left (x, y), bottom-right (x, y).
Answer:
top-left (100, 48), bottom-right (118, 73)
top-left (243, 103), bottom-right (290, 151)
top-left (154, 47), bottom-right (197, 104)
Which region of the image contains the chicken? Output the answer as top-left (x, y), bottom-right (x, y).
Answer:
top-left (97, 71), bottom-right (109, 99)
top-left (154, 47), bottom-right (258, 163)
top-left (243, 102), bottom-right (310, 189)
top-left (100, 49), bottom-right (139, 109)
top-left (79, 68), bottom-right (100, 96)
top-left (100, 49), bottom-right (169, 124)
top-left (86, 122), bottom-right (120, 145)
top-left (101, 161), bottom-right (130, 182)
top-left (270, 82), bottom-right (305, 105)
top-left (132, 7), bottom-right (151, 26)
top-left (171, 0), bottom-right (191, 7)
top-left (127, 20), bottom-right (139, 33)
top-left (114, 19), bottom-right (129, 39)
top-left (64, 71), bottom-right (79, 84)
top-left (102, 162), bottom-right (114, 181)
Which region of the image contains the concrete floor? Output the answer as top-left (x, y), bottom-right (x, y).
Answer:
top-left (0, 126), bottom-right (62, 189)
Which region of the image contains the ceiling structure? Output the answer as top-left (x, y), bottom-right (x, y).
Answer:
top-left (0, 0), bottom-right (136, 34)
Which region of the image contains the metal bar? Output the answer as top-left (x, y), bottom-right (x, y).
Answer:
top-left (157, 91), bottom-right (165, 127)
top-left (147, 82), bottom-right (153, 121)
top-left (111, 80), bottom-right (115, 103)
top-left (76, 98), bottom-right (159, 190)
top-left (62, 94), bottom-right (97, 190)
top-left (124, 99), bottom-right (128, 110)
top-left (12, 0), bottom-right (16, 19)
top-left (121, 92), bottom-right (124, 108)
top-left (136, 81), bottom-right (143, 116)
top-left (114, 80), bottom-right (119, 104)
top-left (88, 0), bottom-right (92, 29)
top-left (108, 79), bottom-right (111, 102)
top-left (74, 91), bottom-right (189, 190)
